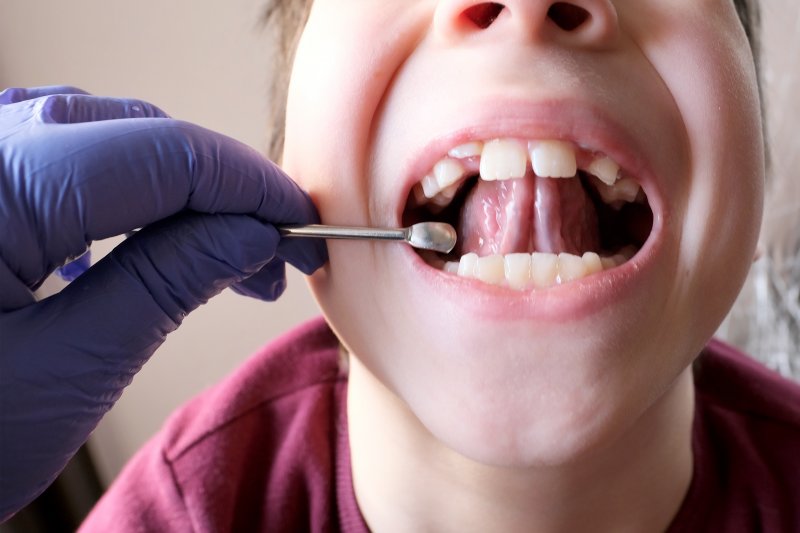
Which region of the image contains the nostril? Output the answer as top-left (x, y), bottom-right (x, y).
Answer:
top-left (547, 2), bottom-right (591, 31)
top-left (463, 3), bottom-right (505, 30)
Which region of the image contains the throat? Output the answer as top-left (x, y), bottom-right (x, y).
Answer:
top-left (457, 174), bottom-right (600, 257)
top-left (348, 353), bottom-right (695, 533)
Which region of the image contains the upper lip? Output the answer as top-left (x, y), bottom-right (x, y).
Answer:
top-left (393, 98), bottom-right (666, 228)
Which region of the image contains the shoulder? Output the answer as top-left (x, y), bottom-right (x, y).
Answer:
top-left (161, 315), bottom-right (345, 458)
top-left (678, 339), bottom-right (800, 531)
top-left (694, 338), bottom-right (800, 431)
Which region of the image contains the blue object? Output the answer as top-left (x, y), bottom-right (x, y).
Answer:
top-left (55, 251), bottom-right (92, 282)
top-left (0, 86), bottom-right (327, 519)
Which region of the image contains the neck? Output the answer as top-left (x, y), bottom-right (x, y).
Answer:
top-left (347, 356), bottom-right (694, 533)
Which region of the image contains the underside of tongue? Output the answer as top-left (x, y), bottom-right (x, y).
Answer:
top-left (458, 175), bottom-right (600, 256)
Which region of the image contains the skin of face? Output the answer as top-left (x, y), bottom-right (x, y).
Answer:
top-left (281, 0), bottom-right (763, 519)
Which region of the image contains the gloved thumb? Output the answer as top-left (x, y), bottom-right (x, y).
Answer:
top-left (0, 212), bottom-right (284, 516)
top-left (109, 212), bottom-right (285, 321)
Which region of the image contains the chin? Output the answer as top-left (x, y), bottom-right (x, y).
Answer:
top-left (316, 258), bottom-right (692, 467)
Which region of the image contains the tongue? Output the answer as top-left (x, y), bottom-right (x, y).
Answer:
top-left (458, 175), bottom-right (600, 256)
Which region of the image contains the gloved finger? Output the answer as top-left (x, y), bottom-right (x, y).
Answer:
top-left (230, 259), bottom-right (287, 301)
top-left (4, 117), bottom-right (326, 291)
top-left (0, 256), bottom-right (35, 311)
top-left (108, 212), bottom-right (284, 322)
top-left (276, 236), bottom-right (329, 275)
top-left (36, 93), bottom-right (170, 124)
top-left (0, 85), bottom-right (90, 105)
top-left (0, 213), bottom-right (283, 513)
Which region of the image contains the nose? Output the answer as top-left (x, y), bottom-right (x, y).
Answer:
top-left (434, 0), bottom-right (619, 48)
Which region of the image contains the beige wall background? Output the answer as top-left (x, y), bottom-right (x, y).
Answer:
top-left (0, 0), bottom-right (319, 486)
top-left (1, 1), bottom-right (798, 487)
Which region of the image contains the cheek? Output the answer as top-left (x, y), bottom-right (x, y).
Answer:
top-left (282, 7), bottom-right (377, 224)
top-left (656, 14), bottom-right (764, 331)
top-left (283, 3), bottom-right (427, 227)
top-left (682, 35), bottom-right (762, 271)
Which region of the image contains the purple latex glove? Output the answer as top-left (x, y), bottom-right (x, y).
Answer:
top-left (0, 86), bottom-right (327, 520)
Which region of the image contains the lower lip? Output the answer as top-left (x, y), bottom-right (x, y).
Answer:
top-left (400, 226), bottom-right (664, 323)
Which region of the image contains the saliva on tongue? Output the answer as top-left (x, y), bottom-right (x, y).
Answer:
top-left (458, 174), bottom-right (601, 257)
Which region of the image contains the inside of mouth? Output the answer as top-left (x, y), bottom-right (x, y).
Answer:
top-left (402, 169), bottom-right (653, 273)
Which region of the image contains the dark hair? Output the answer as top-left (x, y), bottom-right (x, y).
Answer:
top-left (262, 0), bottom-right (314, 161)
top-left (734, 0), bottom-right (760, 50)
top-left (262, 0), bottom-right (761, 162)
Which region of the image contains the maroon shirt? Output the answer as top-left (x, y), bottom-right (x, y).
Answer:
top-left (80, 318), bottom-right (800, 532)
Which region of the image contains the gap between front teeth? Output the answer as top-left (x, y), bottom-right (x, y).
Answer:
top-left (443, 249), bottom-right (635, 289)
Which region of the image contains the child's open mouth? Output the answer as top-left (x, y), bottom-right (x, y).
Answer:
top-left (401, 138), bottom-right (653, 290)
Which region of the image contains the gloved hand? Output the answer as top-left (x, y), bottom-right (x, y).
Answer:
top-left (0, 86), bottom-right (327, 520)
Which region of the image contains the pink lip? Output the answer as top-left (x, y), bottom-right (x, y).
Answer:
top-left (391, 98), bottom-right (670, 322)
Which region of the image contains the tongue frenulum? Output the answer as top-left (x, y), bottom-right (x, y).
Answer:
top-left (458, 174), bottom-right (600, 256)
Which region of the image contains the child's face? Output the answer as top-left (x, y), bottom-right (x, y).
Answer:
top-left (282, 0), bottom-right (764, 464)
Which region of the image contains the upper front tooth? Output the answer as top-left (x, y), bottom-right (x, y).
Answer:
top-left (530, 140), bottom-right (577, 178)
top-left (531, 252), bottom-right (558, 288)
top-left (557, 253), bottom-right (587, 283)
top-left (448, 141), bottom-right (484, 159)
top-left (433, 158), bottom-right (465, 189)
top-left (458, 252), bottom-right (479, 277)
top-left (480, 139), bottom-right (527, 181)
top-left (587, 155), bottom-right (620, 186)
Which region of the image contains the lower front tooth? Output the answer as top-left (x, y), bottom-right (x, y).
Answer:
top-left (504, 253), bottom-right (532, 289)
top-left (458, 253), bottom-right (479, 277)
top-left (532, 252), bottom-right (559, 288)
top-left (475, 254), bottom-right (505, 284)
top-left (557, 253), bottom-right (587, 283)
top-left (447, 251), bottom-right (620, 288)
